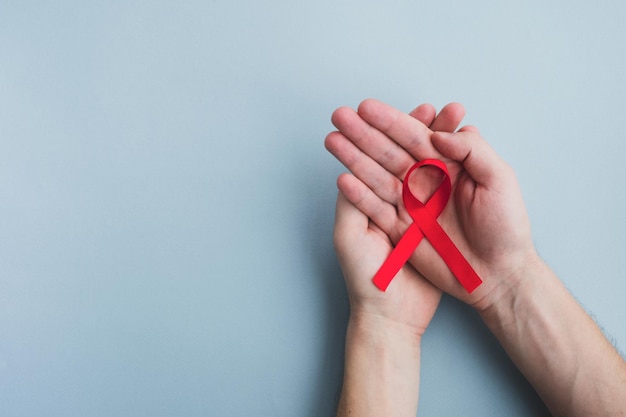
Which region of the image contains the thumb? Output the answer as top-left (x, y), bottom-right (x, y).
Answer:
top-left (333, 190), bottom-right (368, 251)
top-left (431, 131), bottom-right (506, 187)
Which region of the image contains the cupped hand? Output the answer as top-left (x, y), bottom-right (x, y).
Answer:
top-left (333, 192), bottom-right (440, 335)
top-left (326, 99), bottom-right (538, 311)
top-left (329, 102), bottom-right (468, 334)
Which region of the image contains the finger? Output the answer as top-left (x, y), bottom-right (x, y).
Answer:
top-left (356, 99), bottom-right (442, 161)
top-left (336, 173), bottom-right (405, 243)
top-left (431, 131), bottom-right (507, 187)
top-left (458, 124), bottom-right (480, 134)
top-left (331, 106), bottom-right (416, 179)
top-left (409, 103), bottom-right (437, 126)
top-left (325, 130), bottom-right (403, 205)
top-left (429, 102), bottom-right (466, 132)
top-left (333, 190), bottom-right (369, 253)
top-left (334, 190), bottom-right (367, 233)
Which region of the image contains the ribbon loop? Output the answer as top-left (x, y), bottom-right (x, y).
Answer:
top-left (372, 159), bottom-right (482, 293)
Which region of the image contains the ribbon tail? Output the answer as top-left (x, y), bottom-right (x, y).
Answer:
top-left (418, 217), bottom-right (483, 293)
top-left (372, 223), bottom-right (424, 291)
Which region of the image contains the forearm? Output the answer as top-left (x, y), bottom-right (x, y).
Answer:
top-left (480, 257), bottom-right (626, 416)
top-left (336, 313), bottom-right (423, 417)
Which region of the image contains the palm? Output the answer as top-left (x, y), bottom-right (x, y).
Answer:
top-left (402, 149), bottom-right (531, 304)
top-left (327, 99), bottom-right (533, 305)
top-left (334, 193), bottom-right (441, 335)
top-left (328, 100), bottom-right (488, 302)
top-left (329, 100), bottom-right (472, 334)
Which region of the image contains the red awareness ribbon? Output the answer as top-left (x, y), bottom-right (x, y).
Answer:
top-left (372, 159), bottom-right (483, 293)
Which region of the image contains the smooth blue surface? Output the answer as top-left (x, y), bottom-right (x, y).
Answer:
top-left (1, 1), bottom-right (625, 416)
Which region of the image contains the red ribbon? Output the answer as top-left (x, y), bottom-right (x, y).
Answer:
top-left (372, 159), bottom-right (483, 293)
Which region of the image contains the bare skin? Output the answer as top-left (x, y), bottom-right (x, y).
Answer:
top-left (332, 103), bottom-right (466, 417)
top-left (329, 99), bottom-right (626, 417)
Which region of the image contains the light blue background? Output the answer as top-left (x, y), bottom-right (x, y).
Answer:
top-left (1, 1), bottom-right (625, 416)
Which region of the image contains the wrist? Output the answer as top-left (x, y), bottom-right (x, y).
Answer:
top-left (338, 310), bottom-right (423, 417)
top-left (472, 251), bottom-right (545, 319)
top-left (472, 254), bottom-right (626, 417)
top-left (348, 309), bottom-right (425, 345)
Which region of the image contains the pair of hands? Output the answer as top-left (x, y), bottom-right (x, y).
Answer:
top-left (326, 99), bottom-right (538, 336)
